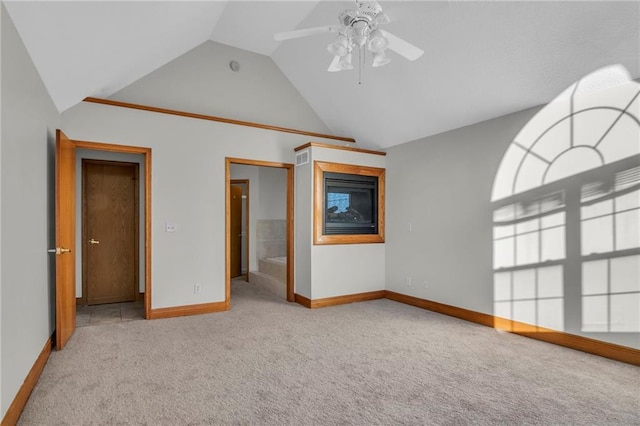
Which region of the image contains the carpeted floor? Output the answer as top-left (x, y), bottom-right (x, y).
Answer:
top-left (19, 280), bottom-right (640, 425)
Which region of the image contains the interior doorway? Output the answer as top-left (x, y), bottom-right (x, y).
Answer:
top-left (55, 131), bottom-right (151, 349)
top-left (225, 158), bottom-right (294, 304)
top-left (81, 160), bottom-right (140, 306)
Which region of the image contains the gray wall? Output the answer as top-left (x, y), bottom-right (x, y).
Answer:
top-left (386, 108), bottom-right (535, 311)
top-left (109, 40), bottom-right (331, 135)
top-left (1, 4), bottom-right (60, 418)
top-left (385, 102), bottom-right (639, 348)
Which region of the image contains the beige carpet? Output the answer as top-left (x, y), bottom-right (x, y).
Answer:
top-left (19, 280), bottom-right (640, 425)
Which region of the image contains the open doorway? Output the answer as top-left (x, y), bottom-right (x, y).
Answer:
top-left (226, 158), bottom-right (294, 304)
top-left (75, 150), bottom-right (147, 327)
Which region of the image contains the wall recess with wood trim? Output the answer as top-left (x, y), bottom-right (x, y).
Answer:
top-left (313, 161), bottom-right (385, 245)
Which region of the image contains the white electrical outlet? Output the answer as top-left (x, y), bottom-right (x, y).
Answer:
top-left (194, 283), bottom-right (201, 294)
top-left (423, 281), bottom-right (429, 289)
top-left (166, 222), bottom-right (177, 232)
top-left (406, 277), bottom-right (412, 286)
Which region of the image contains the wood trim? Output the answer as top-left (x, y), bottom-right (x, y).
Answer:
top-left (225, 159), bottom-right (232, 309)
top-left (226, 158), bottom-right (295, 305)
top-left (294, 142), bottom-right (386, 156)
top-left (297, 290), bottom-right (386, 309)
top-left (294, 293), bottom-right (312, 308)
top-left (1, 336), bottom-right (53, 426)
top-left (83, 97), bottom-right (355, 143)
top-left (384, 291), bottom-right (640, 366)
top-left (148, 301), bottom-right (227, 319)
top-left (384, 291), bottom-right (494, 327)
top-left (313, 161), bottom-right (385, 245)
top-left (65, 137), bottom-right (152, 320)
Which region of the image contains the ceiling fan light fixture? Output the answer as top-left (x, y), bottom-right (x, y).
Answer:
top-left (327, 34), bottom-right (349, 56)
top-left (338, 53), bottom-right (354, 70)
top-left (367, 30), bottom-right (388, 53)
top-left (372, 51), bottom-right (391, 68)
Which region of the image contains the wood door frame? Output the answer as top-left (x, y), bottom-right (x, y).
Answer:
top-left (81, 159), bottom-right (141, 305)
top-left (225, 158), bottom-right (294, 304)
top-left (61, 138), bottom-right (152, 319)
top-left (230, 179), bottom-right (250, 278)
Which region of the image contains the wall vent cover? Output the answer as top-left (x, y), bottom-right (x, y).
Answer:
top-left (295, 150), bottom-right (310, 167)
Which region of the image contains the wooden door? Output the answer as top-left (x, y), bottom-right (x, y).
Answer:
top-left (55, 130), bottom-right (76, 350)
top-left (230, 184), bottom-right (243, 278)
top-left (83, 161), bottom-right (138, 305)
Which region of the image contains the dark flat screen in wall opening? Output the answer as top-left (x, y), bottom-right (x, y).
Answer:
top-left (323, 172), bottom-right (378, 235)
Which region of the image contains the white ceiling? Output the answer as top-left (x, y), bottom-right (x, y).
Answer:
top-left (4, 1), bottom-right (639, 149)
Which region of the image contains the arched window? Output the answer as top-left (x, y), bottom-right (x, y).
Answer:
top-left (491, 66), bottom-right (640, 337)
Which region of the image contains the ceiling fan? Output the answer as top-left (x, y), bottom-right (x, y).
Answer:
top-left (274, 0), bottom-right (424, 73)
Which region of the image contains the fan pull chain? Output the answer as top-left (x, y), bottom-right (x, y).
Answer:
top-left (358, 44), bottom-right (364, 85)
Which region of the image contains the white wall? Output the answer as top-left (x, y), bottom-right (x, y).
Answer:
top-left (74, 149), bottom-right (146, 297)
top-left (62, 102), bottom-right (341, 309)
top-left (257, 167), bottom-right (286, 221)
top-left (297, 146), bottom-right (387, 300)
top-left (1, 4), bottom-right (60, 418)
top-left (294, 157), bottom-right (312, 299)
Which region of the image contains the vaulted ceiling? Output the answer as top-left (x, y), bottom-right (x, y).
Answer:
top-left (4, 1), bottom-right (639, 149)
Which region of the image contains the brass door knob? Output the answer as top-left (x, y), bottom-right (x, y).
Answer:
top-left (89, 239), bottom-right (100, 245)
top-left (47, 247), bottom-right (71, 255)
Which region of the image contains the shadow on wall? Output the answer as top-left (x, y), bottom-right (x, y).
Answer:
top-left (490, 65), bottom-right (640, 346)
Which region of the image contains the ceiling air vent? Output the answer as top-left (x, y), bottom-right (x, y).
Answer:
top-left (295, 150), bottom-right (310, 167)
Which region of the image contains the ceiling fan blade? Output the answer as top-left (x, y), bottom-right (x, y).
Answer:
top-left (379, 30), bottom-right (424, 61)
top-left (274, 25), bottom-right (340, 41)
top-left (328, 56), bottom-right (342, 72)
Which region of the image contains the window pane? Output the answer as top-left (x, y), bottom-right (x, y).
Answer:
top-left (538, 298), bottom-right (564, 331)
top-left (581, 216), bottom-right (614, 255)
top-left (581, 199), bottom-right (613, 219)
top-left (516, 232), bottom-right (539, 265)
top-left (493, 238), bottom-right (514, 269)
top-left (513, 269), bottom-right (536, 300)
top-left (615, 209), bottom-right (640, 250)
top-left (610, 255), bottom-right (640, 293)
top-left (541, 227), bottom-right (565, 261)
top-left (538, 265), bottom-right (563, 298)
top-left (582, 260), bottom-right (608, 295)
top-left (582, 295), bottom-right (608, 332)
top-left (513, 300), bottom-right (536, 325)
top-left (610, 293), bottom-right (640, 332)
top-left (494, 272), bottom-right (511, 301)
top-left (541, 212), bottom-right (565, 228)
